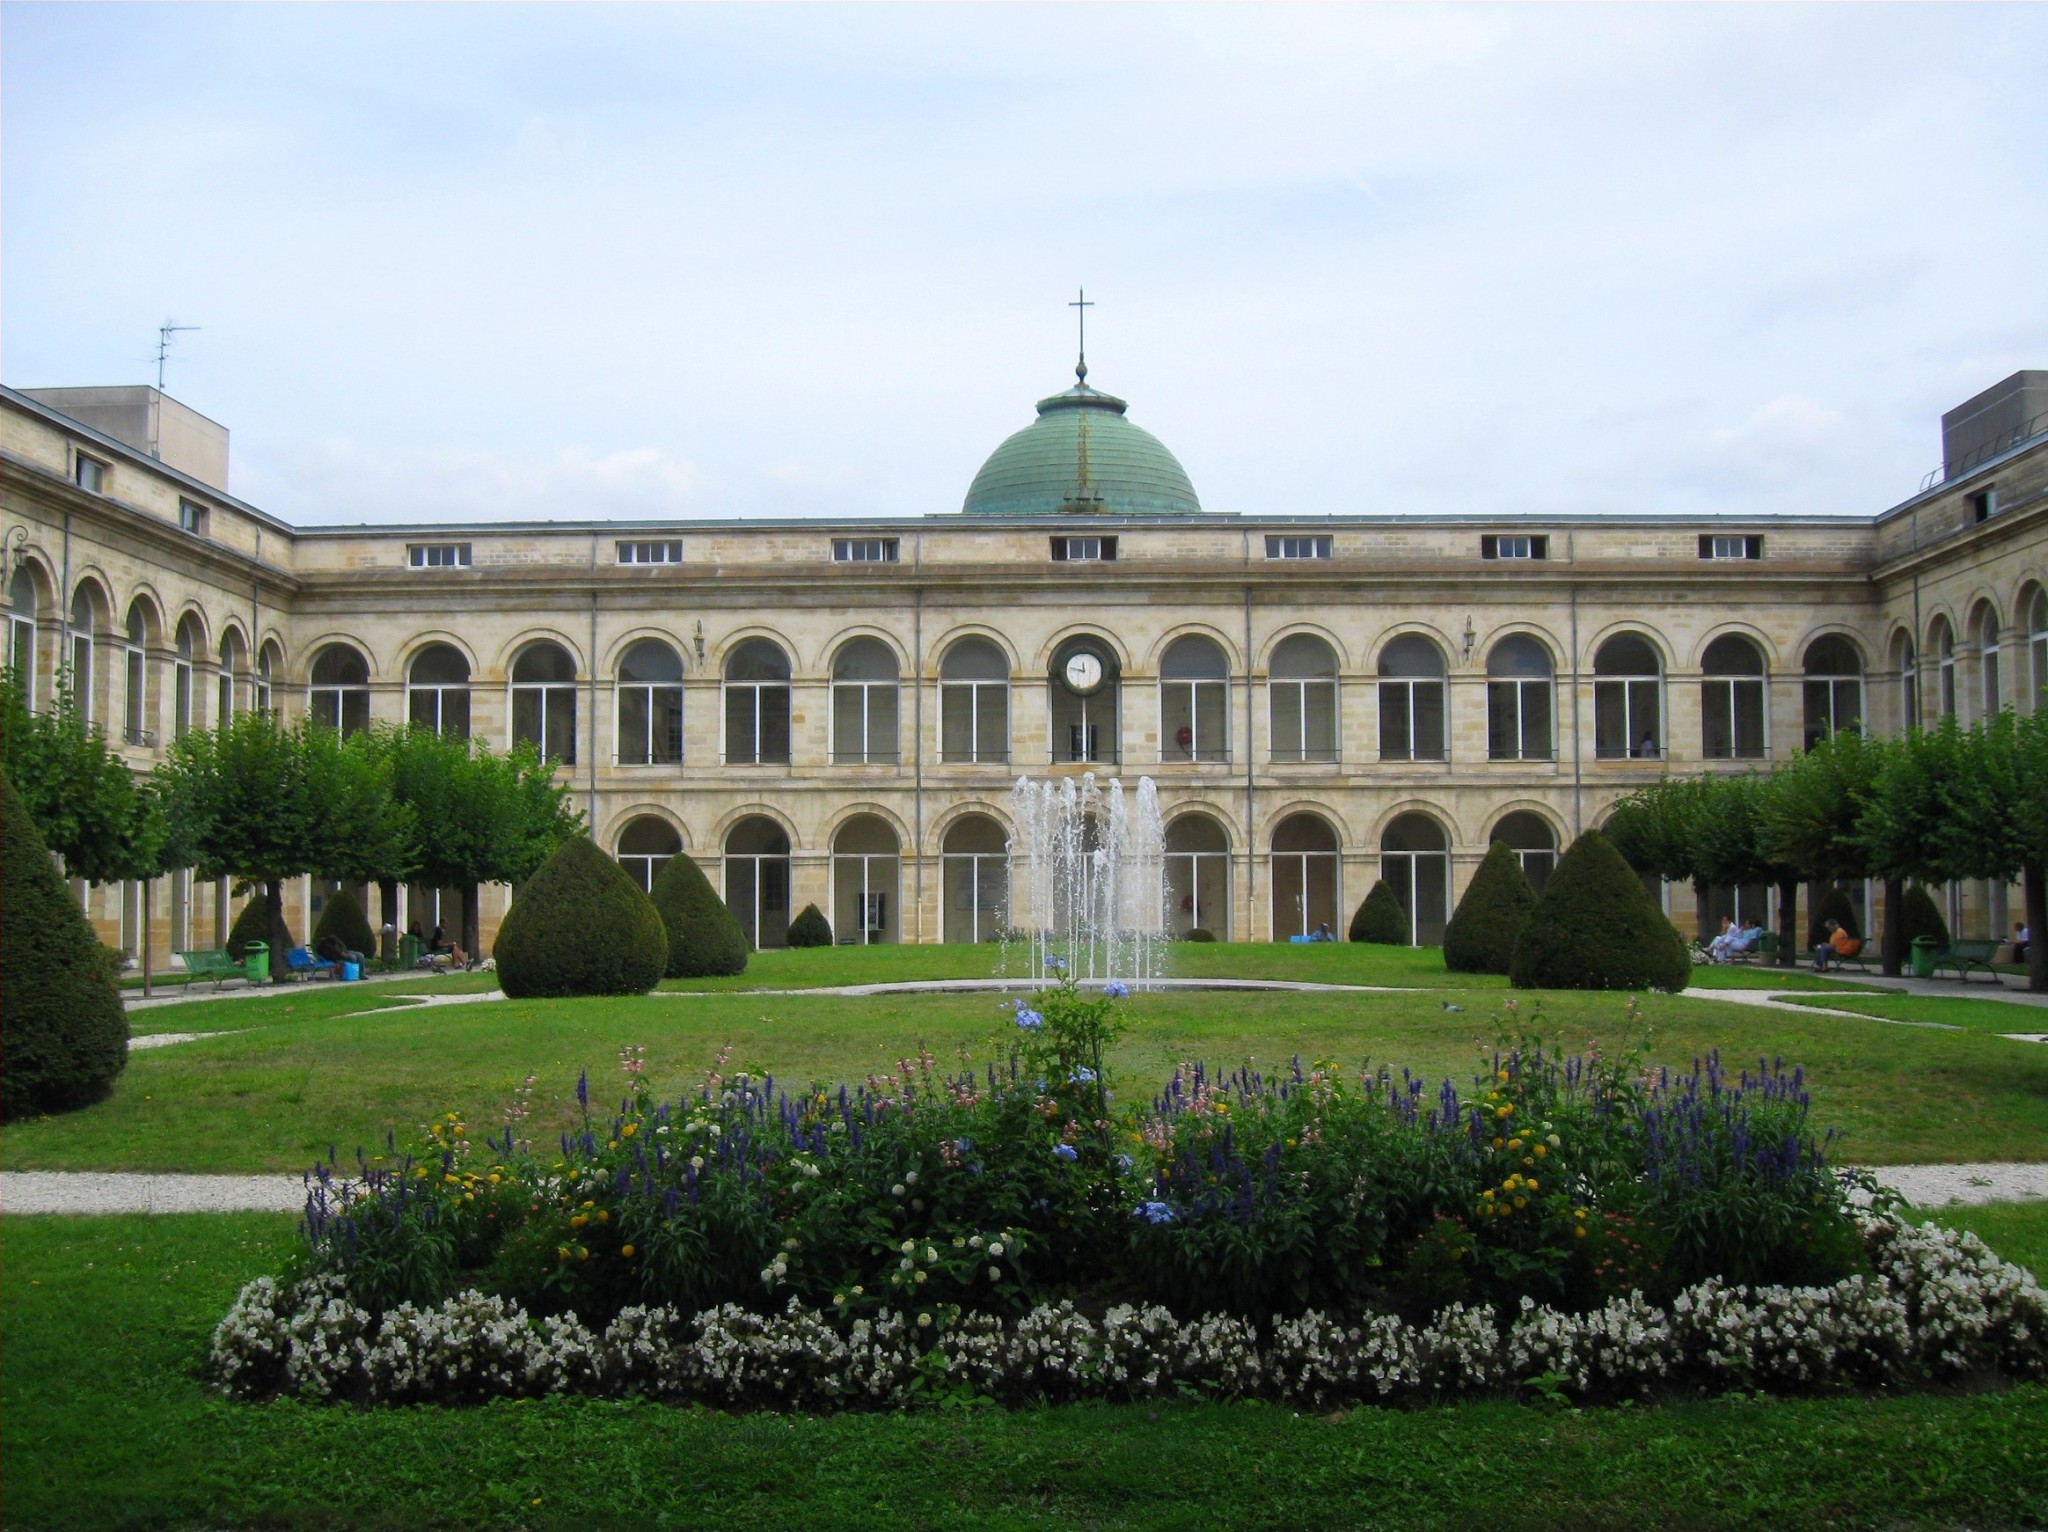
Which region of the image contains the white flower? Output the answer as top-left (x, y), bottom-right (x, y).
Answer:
top-left (989, 1242), bottom-right (1004, 1257)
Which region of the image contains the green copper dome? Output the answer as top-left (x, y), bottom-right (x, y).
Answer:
top-left (961, 371), bottom-right (1201, 517)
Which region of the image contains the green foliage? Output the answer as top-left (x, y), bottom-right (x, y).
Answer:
top-left (1757, 730), bottom-right (1886, 885)
top-left (1443, 842), bottom-right (1538, 975)
top-left (1182, 927), bottom-right (1217, 942)
top-left (494, 836), bottom-right (666, 999)
top-left (1809, 885), bottom-right (1860, 947)
top-left (648, 850), bottom-right (749, 978)
top-left (0, 666), bottom-right (160, 884)
top-left (1349, 879), bottom-right (1409, 945)
top-left (0, 771), bottom-right (128, 1120)
top-left (1511, 830), bottom-right (1691, 993)
top-left (226, 892), bottom-right (294, 958)
top-left (313, 886), bottom-right (376, 956)
top-left (1898, 885), bottom-right (1950, 950)
top-left (1604, 777), bottom-right (1708, 885)
top-left (787, 903), bottom-right (833, 948)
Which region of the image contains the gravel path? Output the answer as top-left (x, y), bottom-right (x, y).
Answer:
top-left (7, 1161), bottom-right (2044, 1216)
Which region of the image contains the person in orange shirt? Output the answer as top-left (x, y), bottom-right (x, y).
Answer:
top-left (1813, 918), bottom-right (1861, 972)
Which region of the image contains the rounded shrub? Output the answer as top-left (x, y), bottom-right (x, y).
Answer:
top-left (1, 772), bottom-right (129, 1121)
top-left (226, 893), bottom-right (293, 961)
top-left (1808, 885), bottom-right (1860, 947)
top-left (1898, 884), bottom-right (1950, 950)
top-left (1510, 829), bottom-right (1691, 993)
top-left (313, 886), bottom-right (377, 957)
top-left (786, 903), bottom-right (833, 949)
top-left (1182, 927), bottom-right (1217, 943)
top-left (1348, 880), bottom-right (1409, 945)
top-left (494, 836), bottom-right (668, 998)
top-left (1443, 841), bottom-right (1538, 975)
top-left (648, 849), bottom-right (749, 979)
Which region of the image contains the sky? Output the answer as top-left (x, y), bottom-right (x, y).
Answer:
top-left (4, 4), bottom-right (2046, 528)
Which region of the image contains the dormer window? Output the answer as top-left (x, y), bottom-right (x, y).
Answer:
top-left (1968, 487), bottom-right (1997, 523)
top-left (618, 540), bottom-right (682, 565)
top-left (1265, 535), bottom-right (1331, 560)
top-left (408, 543), bottom-right (472, 569)
top-left (1699, 534), bottom-right (1762, 560)
top-left (179, 499), bottom-right (209, 536)
top-left (833, 538), bottom-right (899, 564)
top-left (1052, 535), bottom-right (1116, 562)
top-left (1481, 534), bottom-right (1547, 560)
top-left (74, 453), bottom-right (107, 493)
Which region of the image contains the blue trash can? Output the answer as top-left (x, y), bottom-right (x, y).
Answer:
top-left (342, 960), bottom-right (361, 982)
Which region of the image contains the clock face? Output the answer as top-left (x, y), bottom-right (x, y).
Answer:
top-left (1063, 651), bottom-right (1105, 695)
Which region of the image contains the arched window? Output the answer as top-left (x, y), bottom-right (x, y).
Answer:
top-left (723, 816), bottom-right (791, 949)
top-left (407, 643), bottom-right (471, 738)
top-left (121, 600), bottom-right (152, 746)
top-left (940, 638), bottom-right (1009, 765)
top-left (1269, 635), bottom-right (1338, 764)
top-left (724, 640), bottom-right (791, 765)
top-left (255, 642), bottom-right (281, 717)
top-left (510, 641), bottom-right (577, 764)
top-left (831, 639), bottom-right (900, 765)
top-left (1270, 812), bottom-right (1339, 941)
top-left (68, 587), bottom-right (99, 724)
top-left (1381, 812), bottom-right (1450, 946)
top-left (1976, 604), bottom-right (2003, 717)
top-left (1701, 635), bottom-right (1767, 759)
top-left (1160, 635), bottom-right (1229, 764)
top-left (1801, 635), bottom-right (1863, 747)
top-left (1377, 634), bottom-right (1446, 762)
top-left (1593, 634), bottom-right (1662, 760)
top-left (1165, 814), bottom-right (1231, 938)
top-left (833, 814), bottom-right (900, 944)
top-left (942, 814), bottom-right (1009, 944)
top-left (1931, 618), bottom-right (1956, 719)
top-left (309, 644), bottom-right (372, 736)
top-left (615, 817), bottom-right (682, 893)
top-left (1893, 631), bottom-right (1918, 730)
top-left (1486, 636), bottom-right (1553, 761)
top-left (1051, 637), bottom-right (1120, 765)
top-left (616, 639), bottom-right (684, 765)
top-left (173, 616), bottom-right (202, 738)
top-left (216, 629), bottom-right (247, 726)
top-left (2029, 587), bottom-right (2048, 713)
top-left (1491, 811), bottom-right (1558, 893)
top-left (6, 567), bottom-right (38, 708)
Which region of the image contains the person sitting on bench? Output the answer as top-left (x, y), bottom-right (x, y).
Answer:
top-left (1813, 919), bottom-right (1861, 972)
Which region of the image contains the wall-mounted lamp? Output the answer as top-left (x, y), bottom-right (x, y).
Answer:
top-left (1461, 615), bottom-right (1477, 662)
top-left (1, 526), bottom-right (28, 595)
top-left (693, 620), bottom-right (706, 667)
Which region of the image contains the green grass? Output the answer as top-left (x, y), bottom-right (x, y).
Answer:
top-left (1778, 991), bottom-right (2048, 1036)
top-left (4, 1212), bottom-right (2045, 1532)
top-left (1682, 965), bottom-right (1890, 993)
top-left (9, 982), bottom-right (2048, 1172)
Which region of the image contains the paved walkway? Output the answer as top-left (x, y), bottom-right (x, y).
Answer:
top-left (7, 1161), bottom-right (2043, 1216)
top-left (123, 966), bottom-right (481, 1012)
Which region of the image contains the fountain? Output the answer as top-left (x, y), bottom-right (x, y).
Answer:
top-left (1007, 772), bottom-right (1168, 987)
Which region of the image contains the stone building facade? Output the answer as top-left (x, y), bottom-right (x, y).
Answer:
top-left (3, 370), bottom-right (2044, 962)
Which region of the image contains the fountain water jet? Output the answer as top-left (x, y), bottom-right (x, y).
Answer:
top-left (1007, 772), bottom-right (1167, 986)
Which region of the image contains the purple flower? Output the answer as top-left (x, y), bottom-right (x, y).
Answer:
top-left (1103, 981), bottom-right (1131, 1000)
top-left (1052, 1143), bottom-right (1079, 1161)
top-left (1069, 1067), bottom-right (1096, 1084)
top-left (1136, 1200), bottom-right (1176, 1225)
top-left (1014, 1007), bottom-right (1045, 1031)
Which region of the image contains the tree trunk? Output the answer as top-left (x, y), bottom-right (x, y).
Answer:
top-left (462, 882), bottom-right (481, 966)
top-left (142, 878), bottom-right (154, 998)
top-left (1881, 876), bottom-right (1906, 977)
top-left (266, 878), bottom-right (289, 982)
top-left (1775, 877), bottom-right (1798, 967)
top-left (1694, 880), bottom-right (1712, 948)
top-left (379, 878), bottom-right (400, 963)
top-left (2026, 861), bottom-right (2046, 995)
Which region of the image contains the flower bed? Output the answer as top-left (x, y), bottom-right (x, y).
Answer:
top-left (209, 984), bottom-right (2047, 1408)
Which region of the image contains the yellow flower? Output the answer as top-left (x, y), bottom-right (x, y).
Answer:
top-left (1514, 1197), bottom-right (1527, 1210)
top-left (1533, 1145), bottom-right (1547, 1158)
top-left (596, 1210), bottom-right (609, 1223)
top-left (557, 1245), bottom-right (570, 1260)
top-left (622, 1123), bottom-right (637, 1138)
top-left (1492, 1137), bottom-right (1505, 1150)
top-left (621, 1244), bottom-right (635, 1258)
top-left (1496, 1070), bottom-right (1509, 1083)
top-left (1507, 1138), bottom-right (1522, 1152)
top-left (1573, 1226), bottom-right (1587, 1239)
top-left (570, 1214), bottom-right (588, 1229)
top-left (577, 1248), bottom-right (589, 1262)
top-left (1526, 1179), bottom-right (1539, 1191)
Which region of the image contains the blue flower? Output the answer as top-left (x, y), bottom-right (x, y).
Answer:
top-left (1069, 1067), bottom-right (1096, 1084)
top-left (1103, 981), bottom-right (1130, 1000)
top-left (1046, 956), bottom-right (1067, 973)
top-left (1136, 1201), bottom-right (1177, 1225)
top-left (1115, 1154), bottom-right (1134, 1173)
top-left (1014, 1008), bottom-right (1045, 1031)
top-left (1052, 1143), bottom-right (1079, 1161)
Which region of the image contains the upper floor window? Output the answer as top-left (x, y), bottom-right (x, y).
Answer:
top-left (1485, 636), bottom-right (1553, 761)
top-left (1801, 635), bottom-right (1863, 748)
top-left (407, 643), bottom-right (471, 738)
top-left (74, 454), bottom-right (107, 493)
top-left (1481, 534), bottom-right (1547, 561)
top-left (618, 540), bottom-right (682, 565)
top-left (1377, 634), bottom-right (1447, 762)
top-left (2029, 586), bottom-right (2048, 714)
top-left (409, 543), bottom-right (472, 569)
top-left (616, 639), bottom-right (684, 766)
top-left (309, 643), bottom-right (372, 737)
top-left (1593, 634), bottom-right (1663, 760)
top-left (724, 639), bottom-right (792, 765)
top-left (8, 567), bottom-right (40, 712)
top-left (121, 600), bottom-right (152, 747)
top-left (178, 499), bottom-right (209, 536)
top-left (1160, 635), bottom-right (1229, 763)
top-left (1976, 604), bottom-right (2004, 716)
top-left (1050, 638), bottom-right (1120, 765)
top-left (172, 615), bottom-right (201, 738)
top-left (1701, 634), bottom-right (1768, 759)
top-left (1968, 487), bottom-right (1997, 524)
top-left (940, 638), bottom-right (1009, 765)
top-left (1699, 534), bottom-right (1762, 560)
top-left (510, 641), bottom-right (578, 765)
top-left (1931, 617), bottom-right (1957, 719)
top-left (1266, 535), bottom-right (1331, 561)
top-left (1268, 634), bottom-right (1339, 764)
top-left (1894, 632), bottom-right (1919, 730)
top-left (831, 638), bottom-right (901, 765)
top-left (833, 538), bottom-right (898, 564)
top-left (216, 630), bottom-right (247, 724)
top-left (1052, 536), bottom-right (1117, 562)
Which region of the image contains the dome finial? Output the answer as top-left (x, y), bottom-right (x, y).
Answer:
top-left (1069, 286), bottom-right (1093, 385)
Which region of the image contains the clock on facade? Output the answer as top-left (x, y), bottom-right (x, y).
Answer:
top-left (1062, 650), bottom-right (1105, 695)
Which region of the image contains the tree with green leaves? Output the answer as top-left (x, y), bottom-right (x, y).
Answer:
top-left (1442, 841), bottom-right (1537, 975)
top-left (1348, 880), bottom-right (1409, 945)
top-left (1603, 776), bottom-right (1711, 933)
top-left (1, 665), bottom-right (143, 885)
top-left (1857, 723), bottom-right (1961, 977)
top-left (1931, 709), bottom-right (2048, 993)
top-left (2015, 707), bottom-right (2048, 993)
top-left (1757, 729), bottom-right (1891, 971)
top-left (1690, 773), bottom-right (1803, 968)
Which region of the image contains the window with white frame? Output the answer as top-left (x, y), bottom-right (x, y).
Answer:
top-left (1485, 636), bottom-right (1553, 761)
top-left (941, 814), bottom-right (1009, 944)
top-left (616, 639), bottom-right (684, 765)
top-left (831, 638), bottom-right (900, 764)
top-left (1933, 619), bottom-right (1957, 718)
top-left (1159, 635), bottom-right (1229, 763)
top-left (1265, 535), bottom-right (1332, 561)
top-left (1268, 634), bottom-right (1339, 763)
top-left (2030, 588), bottom-right (2047, 712)
top-left (510, 642), bottom-right (578, 764)
top-left (67, 588), bottom-right (97, 724)
top-left (1701, 634), bottom-right (1768, 759)
top-left (1593, 634), bottom-right (1663, 759)
top-left (1801, 635), bottom-right (1863, 748)
top-left (8, 567), bottom-right (39, 710)
top-left (121, 601), bottom-right (150, 746)
top-left (615, 816), bottom-right (682, 893)
top-left (1895, 634), bottom-right (1919, 730)
top-left (617, 540), bottom-right (682, 565)
top-left (179, 499), bottom-right (209, 536)
top-left (1977, 605), bottom-right (2003, 716)
top-left (1164, 814), bottom-right (1231, 939)
top-left (1481, 534), bottom-right (1547, 560)
top-left (309, 644), bottom-right (372, 735)
top-left (255, 645), bottom-right (279, 716)
top-left (408, 543), bottom-right (472, 569)
top-left (74, 454), bottom-right (107, 493)
top-left (173, 617), bottom-right (200, 737)
top-left (1051, 535), bottom-right (1117, 562)
top-left (832, 538), bottom-right (898, 564)
top-left (724, 640), bottom-right (792, 764)
top-left (940, 638), bottom-right (1009, 764)
top-left (1699, 534), bottom-right (1762, 560)
top-left (407, 643), bottom-right (471, 738)
top-left (1377, 634), bottom-right (1447, 762)
top-left (216, 632), bottom-right (246, 724)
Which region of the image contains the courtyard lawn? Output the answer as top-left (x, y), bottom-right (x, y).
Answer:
top-left (123, 968), bottom-right (504, 1036)
top-left (3, 1213), bottom-right (2045, 1532)
top-left (7, 981), bottom-right (2048, 1173)
top-left (1777, 991), bottom-right (2048, 1036)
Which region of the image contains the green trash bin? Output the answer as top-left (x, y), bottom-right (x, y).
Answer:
top-left (243, 940), bottom-right (271, 985)
top-left (1910, 935), bottom-right (1940, 979)
top-left (401, 933), bottom-right (422, 968)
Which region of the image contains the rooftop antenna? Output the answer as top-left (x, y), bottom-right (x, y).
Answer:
top-left (1068, 287), bottom-right (1093, 384)
top-left (154, 320), bottom-right (200, 392)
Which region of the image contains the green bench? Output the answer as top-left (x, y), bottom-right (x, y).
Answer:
top-left (175, 949), bottom-right (243, 992)
top-left (1930, 938), bottom-right (2005, 985)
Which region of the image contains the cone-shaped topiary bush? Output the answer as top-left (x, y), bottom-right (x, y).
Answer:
top-left (226, 893), bottom-right (293, 961)
top-left (1899, 884), bottom-right (1950, 950)
top-left (1443, 841), bottom-right (1539, 975)
top-left (1, 772), bottom-right (129, 1120)
top-left (1183, 927), bottom-right (1217, 942)
top-left (787, 903), bottom-right (833, 948)
top-left (313, 886), bottom-right (376, 957)
top-left (1808, 884), bottom-right (1860, 947)
top-left (1348, 880), bottom-right (1410, 945)
top-left (1510, 829), bottom-right (1691, 993)
top-left (495, 836), bottom-right (667, 998)
top-left (648, 849), bottom-right (749, 978)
